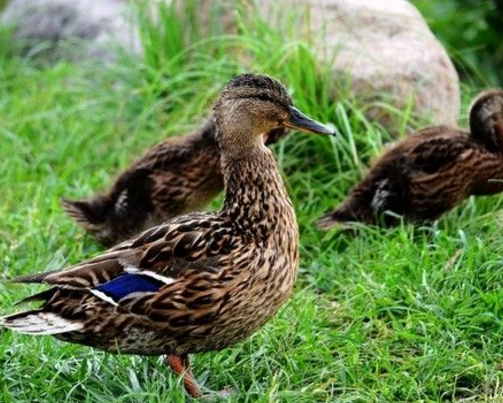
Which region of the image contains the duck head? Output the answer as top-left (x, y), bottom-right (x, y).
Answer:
top-left (213, 73), bottom-right (335, 154)
top-left (469, 88), bottom-right (503, 153)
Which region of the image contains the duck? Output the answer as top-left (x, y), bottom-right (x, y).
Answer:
top-left (61, 117), bottom-right (288, 247)
top-left (1, 73), bottom-right (335, 398)
top-left (317, 88), bottom-right (503, 229)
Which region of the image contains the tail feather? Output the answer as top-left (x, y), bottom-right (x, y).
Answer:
top-left (14, 288), bottom-right (58, 305)
top-left (61, 197), bottom-right (119, 245)
top-left (61, 198), bottom-right (106, 228)
top-left (8, 270), bottom-right (59, 284)
top-left (1, 310), bottom-right (83, 335)
top-left (317, 198), bottom-right (375, 230)
top-left (317, 209), bottom-right (353, 230)
top-left (317, 212), bottom-right (338, 230)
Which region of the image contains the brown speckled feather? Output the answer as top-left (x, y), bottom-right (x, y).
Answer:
top-left (318, 89), bottom-right (503, 228)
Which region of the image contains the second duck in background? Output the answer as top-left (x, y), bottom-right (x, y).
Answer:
top-left (62, 118), bottom-right (288, 246)
top-left (318, 89), bottom-right (503, 229)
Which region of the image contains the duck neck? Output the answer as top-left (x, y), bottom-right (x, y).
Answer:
top-left (220, 145), bottom-right (296, 240)
top-left (469, 119), bottom-right (503, 154)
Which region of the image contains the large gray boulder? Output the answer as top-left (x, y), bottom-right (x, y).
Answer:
top-left (1, 0), bottom-right (140, 62)
top-left (197, 0), bottom-right (461, 128)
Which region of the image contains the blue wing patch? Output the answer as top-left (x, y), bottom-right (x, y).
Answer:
top-left (95, 273), bottom-right (164, 302)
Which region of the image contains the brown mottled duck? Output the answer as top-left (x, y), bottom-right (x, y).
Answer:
top-left (1, 74), bottom-right (335, 398)
top-left (318, 88), bottom-right (503, 229)
top-left (62, 117), bottom-right (288, 246)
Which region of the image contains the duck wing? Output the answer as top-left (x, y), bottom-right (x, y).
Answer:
top-left (407, 135), bottom-right (473, 175)
top-left (12, 212), bottom-right (233, 304)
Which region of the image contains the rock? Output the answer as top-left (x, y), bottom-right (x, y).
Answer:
top-left (1, 0), bottom-right (141, 63)
top-left (195, 0), bottom-right (461, 129)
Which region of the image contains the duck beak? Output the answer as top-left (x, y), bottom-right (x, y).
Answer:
top-left (283, 106), bottom-right (336, 135)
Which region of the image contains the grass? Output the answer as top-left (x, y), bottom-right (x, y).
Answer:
top-left (2, 2), bottom-right (503, 402)
top-left (414, 0), bottom-right (503, 87)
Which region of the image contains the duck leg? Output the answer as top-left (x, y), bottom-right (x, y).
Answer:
top-left (166, 354), bottom-right (201, 398)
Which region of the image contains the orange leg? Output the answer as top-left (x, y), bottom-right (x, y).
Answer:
top-left (165, 354), bottom-right (201, 398)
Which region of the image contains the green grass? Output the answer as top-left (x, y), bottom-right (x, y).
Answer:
top-left (2, 3), bottom-right (503, 402)
top-left (414, 0), bottom-right (503, 86)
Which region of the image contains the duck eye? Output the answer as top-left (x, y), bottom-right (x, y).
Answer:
top-left (256, 93), bottom-right (273, 102)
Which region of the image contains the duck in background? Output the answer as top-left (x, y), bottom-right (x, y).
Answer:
top-left (62, 116), bottom-right (288, 246)
top-left (318, 89), bottom-right (503, 229)
top-left (2, 74), bottom-right (335, 398)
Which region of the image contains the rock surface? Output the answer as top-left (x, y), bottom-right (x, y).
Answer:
top-left (1, 0), bottom-right (140, 62)
top-left (198, 0), bottom-right (461, 128)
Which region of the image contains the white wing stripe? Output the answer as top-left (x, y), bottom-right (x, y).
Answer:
top-left (124, 266), bottom-right (176, 285)
top-left (90, 289), bottom-right (119, 306)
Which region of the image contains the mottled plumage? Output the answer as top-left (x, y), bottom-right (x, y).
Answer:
top-left (62, 118), bottom-right (288, 246)
top-left (318, 88), bottom-right (503, 228)
top-left (2, 73), bottom-right (335, 398)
